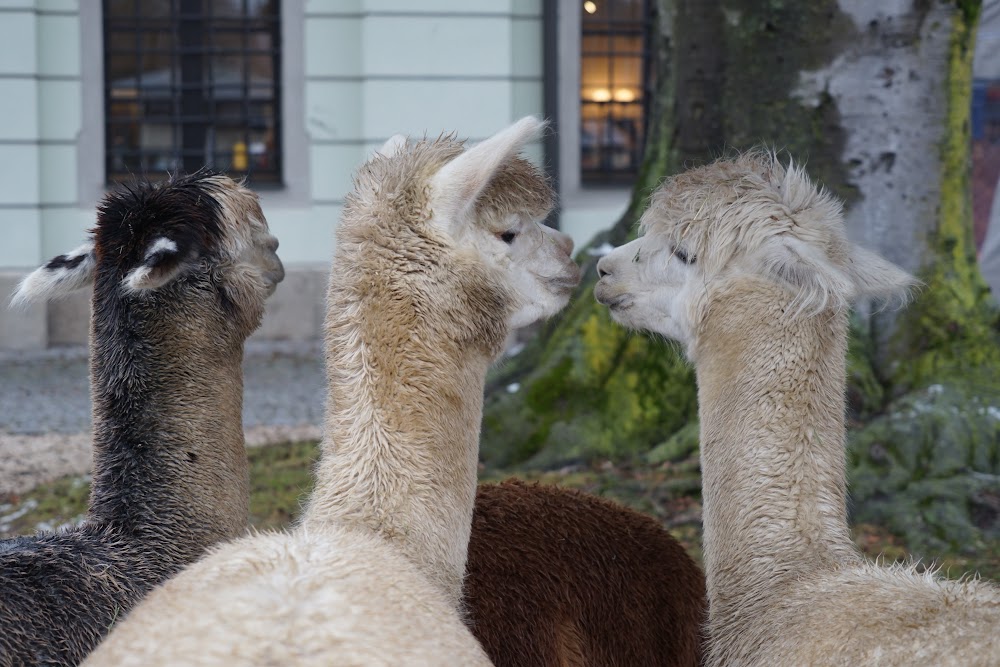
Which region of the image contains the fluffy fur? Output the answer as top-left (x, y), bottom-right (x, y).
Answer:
top-left (595, 151), bottom-right (1000, 666)
top-left (0, 171), bottom-right (283, 667)
top-left (82, 117), bottom-right (580, 666)
top-left (466, 480), bottom-right (706, 667)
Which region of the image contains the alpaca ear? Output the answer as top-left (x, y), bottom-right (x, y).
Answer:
top-left (430, 116), bottom-right (545, 222)
top-left (10, 242), bottom-right (96, 309)
top-left (844, 243), bottom-right (919, 305)
top-left (761, 235), bottom-right (855, 313)
top-left (378, 134), bottom-right (407, 157)
top-left (123, 236), bottom-right (188, 292)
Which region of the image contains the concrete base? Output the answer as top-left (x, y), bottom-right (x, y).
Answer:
top-left (0, 265), bottom-right (330, 351)
top-left (0, 274), bottom-right (47, 351)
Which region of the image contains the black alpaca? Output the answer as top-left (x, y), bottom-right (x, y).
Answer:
top-left (1, 171), bottom-right (283, 666)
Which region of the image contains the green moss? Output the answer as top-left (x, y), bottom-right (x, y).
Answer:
top-left (481, 290), bottom-right (698, 468)
top-left (956, 0), bottom-right (982, 27)
top-left (647, 420), bottom-right (701, 464)
top-left (479, 1), bottom-right (698, 468)
top-left (846, 314), bottom-right (887, 419)
top-left (247, 440), bottom-right (319, 530)
top-left (848, 384), bottom-right (1000, 556)
top-left (892, 5), bottom-right (1000, 391)
top-left (720, 0), bottom-right (858, 204)
top-left (0, 441), bottom-right (322, 538)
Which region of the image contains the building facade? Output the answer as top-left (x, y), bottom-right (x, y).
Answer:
top-left (0, 0), bottom-right (653, 349)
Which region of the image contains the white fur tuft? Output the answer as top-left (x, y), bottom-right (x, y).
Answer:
top-left (122, 265), bottom-right (154, 293)
top-left (10, 242), bottom-right (96, 309)
top-left (122, 235), bottom-right (185, 293)
top-left (377, 134), bottom-right (408, 157)
top-left (146, 237), bottom-right (178, 258)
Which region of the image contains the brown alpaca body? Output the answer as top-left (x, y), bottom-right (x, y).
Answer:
top-left (466, 480), bottom-right (705, 667)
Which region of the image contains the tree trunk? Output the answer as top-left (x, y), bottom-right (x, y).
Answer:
top-left (482, 0), bottom-right (999, 473)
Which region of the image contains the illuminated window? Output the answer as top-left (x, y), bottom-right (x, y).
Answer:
top-left (103, 0), bottom-right (282, 185)
top-left (580, 0), bottom-right (654, 184)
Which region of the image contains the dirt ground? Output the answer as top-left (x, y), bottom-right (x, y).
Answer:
top-left (0, 425), bottom-right (323, 496)
top-left (0, 341), bottom-right (325, 496)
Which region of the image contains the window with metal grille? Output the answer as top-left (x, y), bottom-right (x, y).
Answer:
top-left (103, 0), bottom-right (282, 185)
top-left (580, 0), bottom-right (654, 184)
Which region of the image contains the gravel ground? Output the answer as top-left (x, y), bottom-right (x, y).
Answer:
top-left (0, 341), bottom-right (326, 495)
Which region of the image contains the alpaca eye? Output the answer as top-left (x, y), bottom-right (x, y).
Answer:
top-left (632, 249), bottom-right (641, 263)
top-left (499, 231), bottom-right (517, 244)
top-left (672, 247), bottom-right (694, 265)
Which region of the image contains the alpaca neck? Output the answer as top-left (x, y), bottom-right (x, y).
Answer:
top-left (303, 287), bottom-right (494, 607)
top-left (694, 281), bottom-right (860, 625)
top-left (86, 299), bottom-right (249, 561)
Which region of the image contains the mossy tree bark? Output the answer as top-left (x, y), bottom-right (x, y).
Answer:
top-left (483, 1), bottom-right (999, 480)
top-left (846, 2), bottom-right (1000, 557)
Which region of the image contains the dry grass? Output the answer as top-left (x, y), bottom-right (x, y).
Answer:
top-left (2, 441), bottom-right (997, 581)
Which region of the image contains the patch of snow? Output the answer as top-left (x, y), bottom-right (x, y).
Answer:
top-left (506, 343), bottom-right (525, 358)
top-left (0, 498), bottom-right (38, 532)
top-left (506, 383), bottom-right (521, 394)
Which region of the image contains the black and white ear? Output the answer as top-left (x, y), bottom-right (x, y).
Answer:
top-left (10, 242), bottom-right (96, 309)
top-left (430, 116), bottom-right (545, 220)
top-left (760, 235), bottom-right (855, 314)
top-left (123, 236), bottom-right (188, 292)
top-left (377, 134), bottom-right (408, 158)
top-left (844, 243), bottom-right (919, 305)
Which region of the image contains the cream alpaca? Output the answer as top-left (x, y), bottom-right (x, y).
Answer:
top-left (83, 117), bottom-right (580, 667)
top-left (594, 151), bottom-right (1000, 667)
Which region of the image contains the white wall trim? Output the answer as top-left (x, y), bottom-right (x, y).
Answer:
top-left (78, 2), bottom-right (103, 210)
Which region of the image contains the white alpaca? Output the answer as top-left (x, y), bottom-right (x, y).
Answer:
top-left (594, 151), bottom-right (1000, 667)
top-left (83, 117), bottom-right (580, 667)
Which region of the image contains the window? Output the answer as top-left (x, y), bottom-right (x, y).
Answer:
top-left (103, 0), bottom-right (282, 185)
top-left (579, 0), bottom-right (654, 184)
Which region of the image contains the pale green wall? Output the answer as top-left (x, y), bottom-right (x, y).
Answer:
top-left (0, 0), bottom-right (90, 268)
top-left (1, 0), bottom-right (617, 270)
top-left (299, 0), bottom-right (547, 261)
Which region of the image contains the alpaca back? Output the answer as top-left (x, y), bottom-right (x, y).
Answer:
top-left (82, 526), bottom-right (492, 667)
top-left (465, 480), bottom-right (706, 667)
top-left (728, 564), bottom-right (1000, 667)
top-left (0, 528), bottom-right (178, 667)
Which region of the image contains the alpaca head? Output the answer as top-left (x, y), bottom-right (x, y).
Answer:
top-left (12, 170), bottom-right (284, 342)
top-left (427, 117), bottom-right (579, 328)
top-left (594, 151), bottom-right (915, 353)
top-left (349, 116), bottom-right (579, 337)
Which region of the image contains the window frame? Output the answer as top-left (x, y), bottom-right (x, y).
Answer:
top-left (549, 0), bottom-right (642, 222)
top-left (579, 0), bottom-right (654, 184)
top-left (79, 1), bottom-right (309, 209)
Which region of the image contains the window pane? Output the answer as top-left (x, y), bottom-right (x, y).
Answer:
top-left (102, 0), bottom-right (282, 186)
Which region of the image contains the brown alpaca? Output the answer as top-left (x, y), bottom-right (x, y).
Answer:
top-left (466, 480), bottom-right (706, 667)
